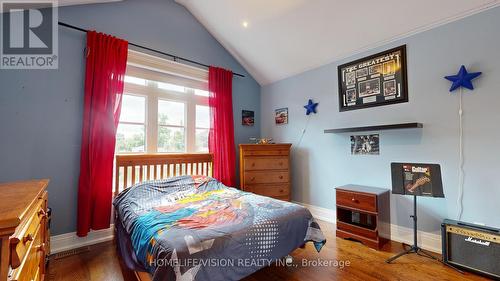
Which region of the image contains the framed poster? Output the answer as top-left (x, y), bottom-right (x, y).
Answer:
top-left (275, 108), bottom-right (288, 125)
top-left (242, 110), bottom-right (254, 126)
top-left (338, 45), bottom-right (408, 112)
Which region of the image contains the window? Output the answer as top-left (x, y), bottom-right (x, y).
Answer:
top-left (158, 82), bottom-right (186, 93)
top-left (116, 50), bottom-right (209, 154)
top-left (158, 100), bottom-right (185, 152)
top-left (194, 89), bottom-right (209, 97)
top-left (116, 94), bottom-right (146, 153)
top-left (195, 105), bottom-right (209, 152)
top-left (124, 75), bottom-right (146, 86)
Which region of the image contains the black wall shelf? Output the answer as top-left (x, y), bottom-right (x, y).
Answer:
top-left (324, 122), bottom-right (423, 134)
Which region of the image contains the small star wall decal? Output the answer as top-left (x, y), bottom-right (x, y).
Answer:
top-left (304, 99), bottom-right (319, 115)
top-left (444, 65), bottom-right (482, 92)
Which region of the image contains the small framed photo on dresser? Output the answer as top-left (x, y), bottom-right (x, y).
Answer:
top-left (338, 45), bottom-right (408, 112)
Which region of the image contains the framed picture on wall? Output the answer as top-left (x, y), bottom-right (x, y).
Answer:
top-left (338, 45), bottom-right (408, 112)
top-left (275, 108), bottom-right (288, 125)
top-left (351, 134), bottom-right (379, 155)
top-left (242, 110), bottom-right (254, 126)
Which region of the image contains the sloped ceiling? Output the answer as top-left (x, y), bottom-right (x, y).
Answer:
top-left (177, 0), bottom-right (500, 85)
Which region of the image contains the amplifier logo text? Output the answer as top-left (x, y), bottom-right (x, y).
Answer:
top-left (465, 236), bottom-right (490, 246)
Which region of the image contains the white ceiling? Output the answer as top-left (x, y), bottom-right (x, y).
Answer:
top-left (177, 0), bottom-right (500, 85)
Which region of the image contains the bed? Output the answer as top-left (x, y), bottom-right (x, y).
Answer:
top-left (113, 153), bottom-right (326, 281)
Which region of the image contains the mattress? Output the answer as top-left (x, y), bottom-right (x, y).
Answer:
top-left (114, 175), bottom-right (325, 281)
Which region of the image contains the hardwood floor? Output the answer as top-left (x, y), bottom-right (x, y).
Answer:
top-left (47, 220), bottom-right (487, 281)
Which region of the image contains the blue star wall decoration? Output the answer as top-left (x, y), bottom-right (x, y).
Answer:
top-left (444, 65), bottom-right (482, 92)
top-left (304, 99), bottom-right (319, 115)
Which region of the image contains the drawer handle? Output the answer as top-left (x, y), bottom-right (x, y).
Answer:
top-left (351, 198), bottom-right (359, 203)
top-left (279, 162), bottom-right (283, 166)
top-left (36, 243), bottom-right (46, 252)
top-left (38, 208), bottom-right (47, 218)
top-left (251, 177), bottom-right (255, 181)
top-left (279, 176), bottom-right (283, 179)
top-left (23, 233), bottom-right (34, 244)
top-left (251, 163), bottom-right (255, 167)
top-left (279, 189), bottom-right (284, 193)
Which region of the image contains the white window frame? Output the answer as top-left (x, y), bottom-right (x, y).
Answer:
top-left (117, 50), bottom-right (209, 154)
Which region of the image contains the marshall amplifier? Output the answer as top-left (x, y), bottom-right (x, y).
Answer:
top-left (442, 219), bottom-right (500, 280)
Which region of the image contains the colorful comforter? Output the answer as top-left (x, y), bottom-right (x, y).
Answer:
top-left (114, 176), bottom-right (325, 281)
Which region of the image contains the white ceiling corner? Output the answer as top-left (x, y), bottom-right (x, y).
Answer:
top-left (176, 0), bottom-right (500, 85)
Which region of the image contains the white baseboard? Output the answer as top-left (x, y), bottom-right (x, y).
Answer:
top-left (295, 201), bottom-right (442, 254)
top-left (389, 224), bottom-right (441, 254)
top-left (295, 201), bottom-right (336, 223)
top-left (50, 224), bottom-right (115, 254)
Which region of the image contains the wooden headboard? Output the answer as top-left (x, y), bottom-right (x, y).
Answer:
top-left (114, 153), bottom-right (213, 195)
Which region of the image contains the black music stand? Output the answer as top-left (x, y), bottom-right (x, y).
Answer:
top-left (386, 163), bottom-right (444, 264)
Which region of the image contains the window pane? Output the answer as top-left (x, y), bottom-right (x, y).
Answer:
top-left (120, 94), bottom-right (145, 123)
top-left (116, 124), bottom-right (145, 152)
top-left (196, 128), bottom-right (209, 152)
top-left (194, 89), bottom-right (209, 97)
top-left (124, 76), bottom-right (146, 86)
top-left (158, 100), bottom-right (185, 126)
top-left (158, 126), bottom-right (185, 152)
top-left (196, 105), bottom-right (210, 128)
top-left (158, 82), bottom-right (185, 93)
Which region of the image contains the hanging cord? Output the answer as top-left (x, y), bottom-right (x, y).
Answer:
top-left (292, 114), bottom-right (312, 151)
top-left (457, 87), bottom-right (464, 220)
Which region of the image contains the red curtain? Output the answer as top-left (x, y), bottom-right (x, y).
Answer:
top-left (208, 66), bottom-right (236, 187)
top-left (77, 31), bottom-right (128, 237)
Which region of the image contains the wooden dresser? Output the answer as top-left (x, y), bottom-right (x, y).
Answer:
top-left (239, 144), bottom-right (292, 201)
top-left (335, 185), bottom-right (390, 249)
top-left (0, 180), bottom-right (49, 281)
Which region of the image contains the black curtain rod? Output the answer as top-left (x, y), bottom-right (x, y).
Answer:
top-left (58, 21), bottom-right (245, 78)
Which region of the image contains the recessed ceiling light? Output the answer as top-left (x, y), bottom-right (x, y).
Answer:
top-left (242, 21), bottom-right (249, 28)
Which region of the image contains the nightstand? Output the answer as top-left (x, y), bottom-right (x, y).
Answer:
top-left (335, 185), bottom-right (391, 249)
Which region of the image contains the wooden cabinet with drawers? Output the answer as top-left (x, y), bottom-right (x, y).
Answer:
top-left (239, 144), bottom-right (292, 201)
top-left (335, 185), bottom-right (390, 249)
top-left (0, 180), bottom-right (49, 281)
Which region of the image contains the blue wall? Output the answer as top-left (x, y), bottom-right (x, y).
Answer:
top-left (0, 0), bottom-right (260, 235)
top-left (261, 7), bottom-right (500, 233)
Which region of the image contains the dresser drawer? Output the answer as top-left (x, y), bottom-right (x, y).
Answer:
top-left (244, 157), bottom-right (289, 171)
top-left (242, 149), bottom-right (289, 157)
top-left (246, 184), bottom-right (290, 197)
top-left (0, 180), bottom-right (48, 281)
top-left (9, 225), bottom-right (43, 281)
top-left (244, 171), bottom-right (288, 184)
top-left (9, 199), bottom-right (45, 269)
top-left (336, 189), bottom-right (377, 213)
